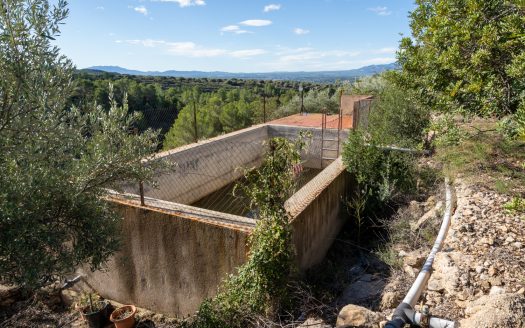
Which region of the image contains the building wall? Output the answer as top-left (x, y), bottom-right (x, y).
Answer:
top-left (352, 99), bottom-right (373, 130)
top-left (80, 198), bottom-right (253, 317)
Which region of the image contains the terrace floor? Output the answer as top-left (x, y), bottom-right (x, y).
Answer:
top-left (268, 113), bottom-right (353, 129)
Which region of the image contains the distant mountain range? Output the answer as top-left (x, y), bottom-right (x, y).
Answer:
top-left (83, 63), bottom-right (398, 82)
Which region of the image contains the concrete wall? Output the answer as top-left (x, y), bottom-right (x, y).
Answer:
top-left (340, 95), bottom-right (373, 116)
top-left (268, 125), bottom-right (349, 169)
top-left (82, 123), bottom-right (355, 317)
top-left (125, 125), bottom-right (268, 205)
top-left (125, 124), bottom-right (347, 204)
top-left (80, 196), bottom-right (254, 317)
top-left (285, 158), bottom-right (352, 270)
top-left (352, 99), bottom-right (373, 130)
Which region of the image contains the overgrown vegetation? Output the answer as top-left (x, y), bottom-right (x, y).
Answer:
top-left (191, 134), bottom-right (310, 328)
top-left (353, 0), bottom-right (525, 273)
top-left (341, 75), bottom-right (442, 275)
top-left (0, 0), bottom-right (168, 288)
top-left (350, 73), bottom-right (431, 148)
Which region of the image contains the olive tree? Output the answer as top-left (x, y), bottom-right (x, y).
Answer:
top-left (0, 0), bottom-right (165, 287)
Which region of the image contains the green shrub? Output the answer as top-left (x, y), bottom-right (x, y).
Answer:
top-left (375, 246), bottom-right (402, 269)
top-left (368, 80), bottom-right (430, 148)
top-left (342, 129), bottom-right (417, 213)
top-left (430, 114), bottom-right (465, 147)
top-left (342, 76), bottom-right (428, 219)
top-left (504, 197), bottom-right (525, 213)
top-left (350, 73), bottom-right (430, 149)
top-left (497, 115), bottom-right (520, 140)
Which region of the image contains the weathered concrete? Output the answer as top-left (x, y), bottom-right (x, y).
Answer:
top-left (340, 95), bottom-right (373, 116)
top-left (125, 125), bottom-right (268, 205)
top-left (286, 157), bottom-right (352, 269)
top-left (352, 99), bottom-right (373, 130)
top-left (80, 196), bottom-right (253, 317)
top-left (268, 113), bottom-right (353, 129)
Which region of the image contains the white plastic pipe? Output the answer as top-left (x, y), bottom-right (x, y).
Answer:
top-left (402, 177), bottom-right (453, 307)
top-left (386, 178), bottom-right (456, 328)
top-left (413, 312), bottom-right (456, 328)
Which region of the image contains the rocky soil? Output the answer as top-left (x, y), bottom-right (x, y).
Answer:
top-left (374, 178), bottom-right (525, 328)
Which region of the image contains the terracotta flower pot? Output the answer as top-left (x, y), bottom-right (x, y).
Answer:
top-left (110, 305), bottom-right (137, 328)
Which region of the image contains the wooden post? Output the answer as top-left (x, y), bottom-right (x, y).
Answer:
top-left (339, 90), bottom-right (343, 131)
top-left (139, 181), bottom-right (145, 206)
top-left (300, 87), bottom-right (304, 114)
top-left (263, 94), bottom-right (267, 123)
top-left (192, 98), bottom-right (198, 143)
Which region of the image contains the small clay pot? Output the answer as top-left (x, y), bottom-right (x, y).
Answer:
top-left (110, 305), bottom-right (137, 328)
top-left (79, 300), bottom-right (110, 328)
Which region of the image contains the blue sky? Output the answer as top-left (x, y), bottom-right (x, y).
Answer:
top-left (56, 0), bottom-right (415, 72)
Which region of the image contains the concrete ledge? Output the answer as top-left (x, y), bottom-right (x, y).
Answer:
top-left (285, 157), bottom-right (346, 218)
top-left (153, 124), bottom-right (269, 159)
top-left (107, 192), bottom-right (256, 233)
top-left (131, 125), bottom-right (269, 204)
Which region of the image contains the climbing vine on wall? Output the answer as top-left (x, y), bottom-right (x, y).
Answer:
top-left (192, 132), bottom-right (311, 328)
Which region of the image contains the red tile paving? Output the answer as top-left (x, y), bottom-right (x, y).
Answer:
top-left (267, 113), bottom-right (353, 129)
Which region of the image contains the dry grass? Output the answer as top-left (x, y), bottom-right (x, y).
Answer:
top-left (435, 119), bottom-right (525, 196)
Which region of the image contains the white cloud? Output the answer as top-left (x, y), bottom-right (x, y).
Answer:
top-left (117, 39), bottom-right (265, 58)
top-left (220, 25), bottom-right (252, 35)
top-left (368, 6), bottom-right (392, 16)
top-left (275, 47), bottom-right (314, 55)
top-left (373, 47), bottom-right (397, 54)
top-left (239, 19), bottom-right (272, 27)
top-left (358, 57), bottom-right (396, 65)
top-left (263, 4), bottom-right (281, 12)
top-left (278, 48), bottom-right (360, 63)
top-left (230, 49), bottom-right (267, 58)
top-left (221, 25), bottom-right (239, 32)
top-left (95, 6), bottom-right (104, 10)
top-left (152, 0), bottom-right (205, 8)
top-left (293, 28), bottom-right (310, 35)
top-left (167, 42), bottom-right (226, 57)
top-left (134, 6), bottom-right (148, 15)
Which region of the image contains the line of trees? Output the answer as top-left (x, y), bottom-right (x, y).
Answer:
top-left (70, 73), bottom-right (342, 149)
